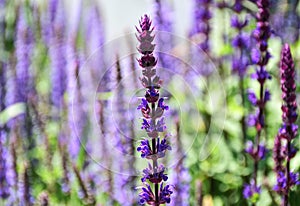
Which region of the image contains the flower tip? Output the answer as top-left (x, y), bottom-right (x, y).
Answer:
top-left (283, 43), bottom-right (290, 51)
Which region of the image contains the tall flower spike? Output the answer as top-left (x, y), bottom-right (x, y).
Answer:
top-left (0, 130), bottom-right (10, 199)
top-left (244, 0), bottom-right (271, 202)
top-left (15, 6), bottom-right (34, 103)
top-left (273, 44), bottom-right (299, 206)
top-left (190, 0), bottom-right (213, 53)
top-left (136, 15), bottom-right (172, 205)
top-left (169, 120), bottom-right (190, 206)
top-left (230, 14), bottom-right (251, 149)
top-left (112, 57), bottom-right (136, 205)
top-left (153, 0), bottom-right (174, 75)
top-left (49, 0), bottom-right (67, 110)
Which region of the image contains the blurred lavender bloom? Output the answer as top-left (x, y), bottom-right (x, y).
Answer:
top-left (66, 45), bottom-right (86, 160)
top-left (0, 131), bottom-right (10, 199)
top-left (112, 57), bottom-right (136, 205)
top-left (84, 3), bottom-right (105, 83)
top-left (48, 0), bottom-right (67, 109)
top-left (153, 0), bottom-right (174, 72)
top-left (231, 15), bottom-right (251, 77)
top-left (170, 121), bottom-right (190, 206)
top-left (41, 0), bottom-right (58, 46)
top-left (270, 3), bottom-right (300, 43)
top-left (15, 7), bottom-right (34, 103)
top-left (5, 62), bottom-right (19, 112)
top-left (190, 0), bottom-right (213, 53)
top-left (0, 63), bottom-right (6, 112)
top-left (0, 0), bottom-right (5, 111)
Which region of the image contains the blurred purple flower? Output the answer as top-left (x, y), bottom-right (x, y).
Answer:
top-left (153, 0), bottom-right (174, 71)
top-left (48, 1), bottom-right (67, 109)
top-left (190, 0), bottom-right (213, 52)
top-left (0, 131), bottom-right (10, 199)
top-left (84, 3), bottom-right (105, 83)
top-left (170, 121), bottom-right (190, 206)
top-left (66, 45), bottom-right (86, 160)
top-left (15, 7), bottom-right (34, 103)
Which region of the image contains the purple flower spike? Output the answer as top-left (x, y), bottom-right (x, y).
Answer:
top-left (190, 0), bottom-right (213, 52)
top-left (273, 44), bottom-right (298, 205)
top-left (245, 0), bottom-right (272, 202)
top-left (0, 131), bottom-right (10, 199)
top-left (136, 15), bottom-right (172, 205)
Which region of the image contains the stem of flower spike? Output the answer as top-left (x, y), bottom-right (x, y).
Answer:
top-left (284, 138), bottom-right (291, 206)
top-left (253, 67), bottom-right (265, 206)
top-left (151, 94), bottom-right (159, 205)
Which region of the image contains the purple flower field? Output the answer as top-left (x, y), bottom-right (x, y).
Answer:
top-left (0, 0), bottom-right (300, 205)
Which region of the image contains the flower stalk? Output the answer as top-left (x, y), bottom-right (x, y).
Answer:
top-left (273, 44), bottom-right (299, 206)
top-left (244, 0), bottom-right (271, 202)
top-left (136, 15), bottom-right (172, 205)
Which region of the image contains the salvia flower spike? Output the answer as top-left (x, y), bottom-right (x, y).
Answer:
top-left (273, 43), bottom-right (299, 206)
top-left (136, 14), bottom-right (173, 205)
top-left (244, 0), bottom-right (271, 202)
